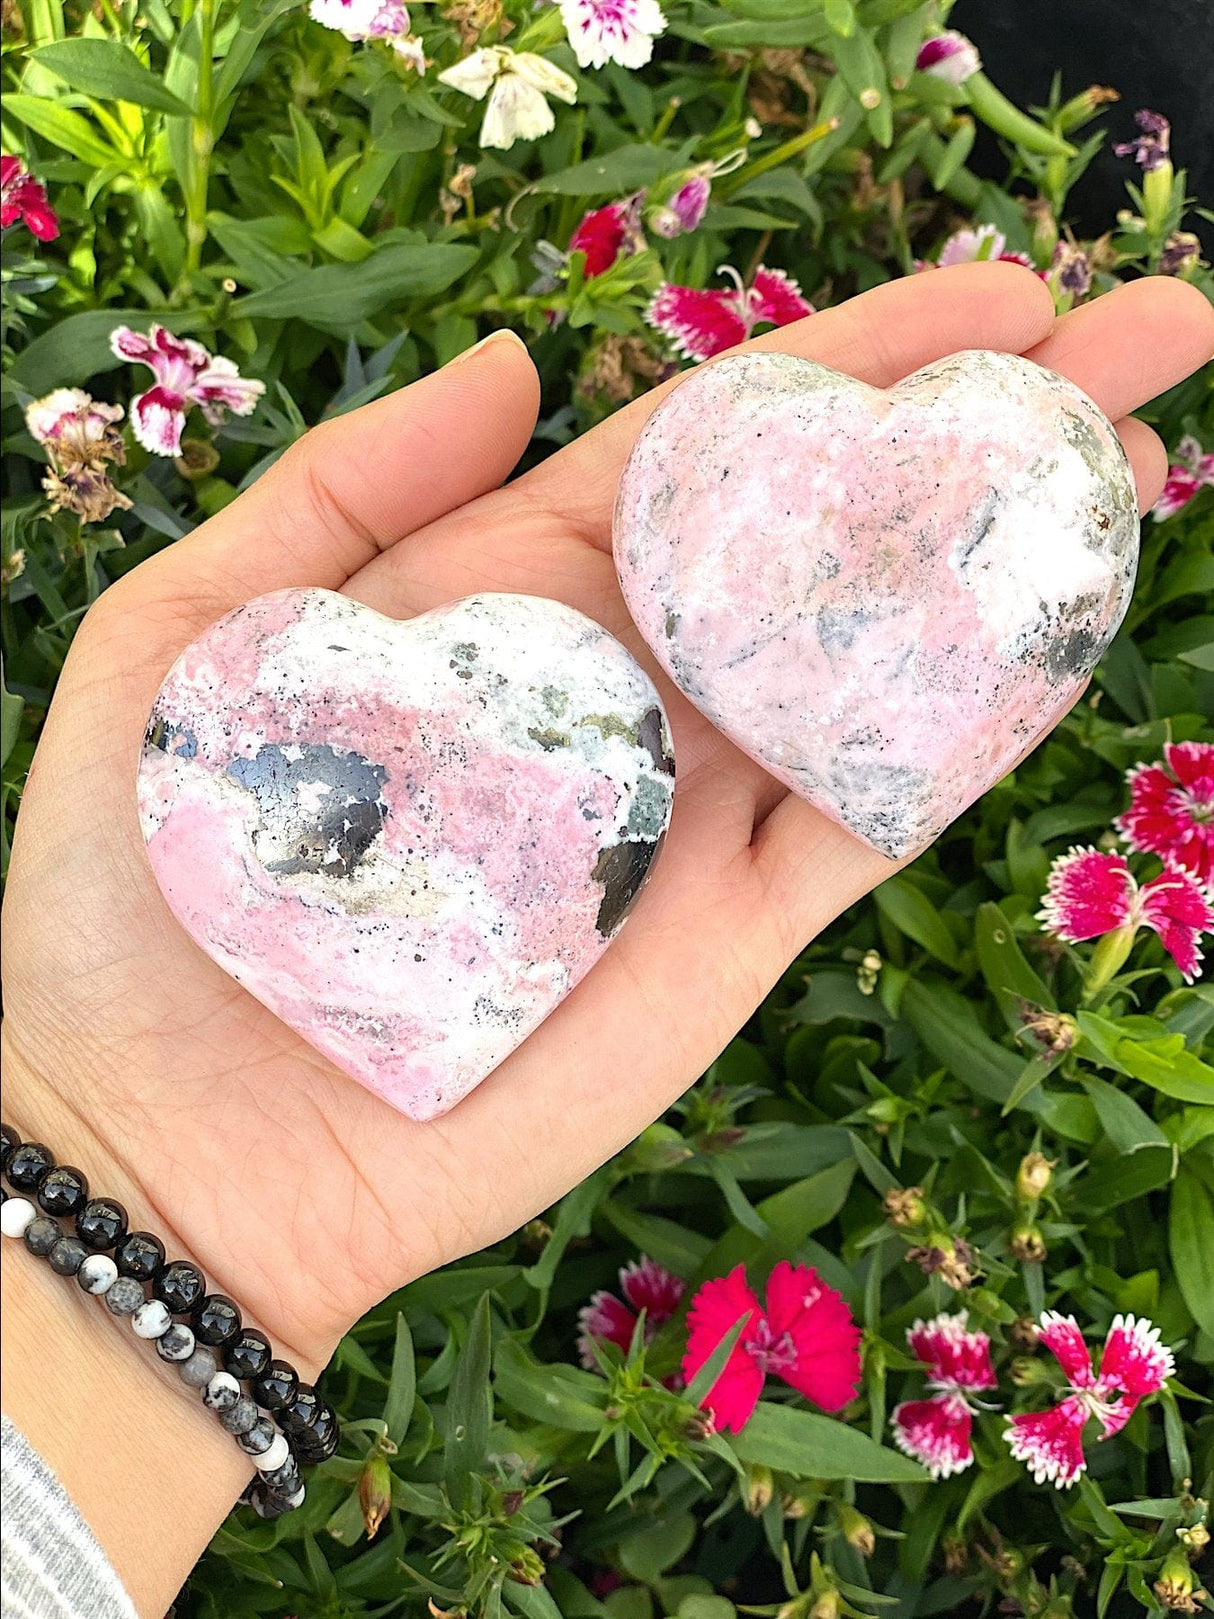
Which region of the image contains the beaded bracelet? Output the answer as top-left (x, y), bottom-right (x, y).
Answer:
top-left (0, 1123), bottom-right (339, 1519)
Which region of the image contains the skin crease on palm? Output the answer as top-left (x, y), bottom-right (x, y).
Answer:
top-left (1, 269), bottom-right (1212, 1564)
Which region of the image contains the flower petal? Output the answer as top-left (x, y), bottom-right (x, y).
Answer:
top-left (479, 74), bottom-right (556, 149)
top-left (509, 51), bottom-right (579, 103)
top-left (1097, 1314), bottom-right (1176, 1400)
top-left (558, 0), bottom-right (666, 71)
top-left (577, 1291), bottom-right (640, 1366)
top-left (750, 265), bottom-right (814, 327)
top-left (682, 1265), bottom-right (764, 1433)
top-left (892, 1393), bottom-right (974, 1478)
top-left (1005, 1394), bottom-right (1089, 1488)
top-left (906, 1311), bottom-right (998, 1392)
top-left (129, 386), bottom-right (189, 457)
top-left (646, 284), bottom-right (747, 362)
top-left (619, 1256), bottom-right (685, 1324)
top-left (915, 30), bottom-right (981, 85)
top-left (1037, 1311), bottom-right (1097, 1389)
top-left (191, 356), bottom-right (265, 423)
top-left (1037, 848), bottom-right (1135, 943)
top-left (763, 1261), bottom-right (861, 1412)
top-left (937, 224), bottom-right (1005, 268)
top-left (1117, 747), bottom-right (1214, 887)
top-left (1138, 869), bottom-right (1214, 982)
top-left (437, 47), bottom-right (505, 99)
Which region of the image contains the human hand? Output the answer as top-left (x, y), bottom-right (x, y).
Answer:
top-left (5, 264), bottom-right (1212, 1386)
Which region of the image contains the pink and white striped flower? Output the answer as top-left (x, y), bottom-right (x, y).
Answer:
top-left (1117, 742), bottom-right (1214, 888)
top-left (650, 172), bottom-right (712, 239)
top-left (109, 325), bottom-right (264, 458)
top-left (578, 1255), bottom-right (684, 1367)
top-left (1151, 435), bottom-right (1214, 521)
top-left (559, 0), bottom-right (667, 70)
top-left (891, 1312), bottom-right (998, 1479)
top-left (936, 224), bottom-right (1032, 269)
top-left (1005, 1312), bottom-right (1174, 1488)
top-left (647, 265), bottom-right (813, 362)
top-left (915, 31), bottom-right (981, 87)
top-left (309, 0), bottom-right (408, 38)
top-left (1038, 847), bottom-right (1214, 983)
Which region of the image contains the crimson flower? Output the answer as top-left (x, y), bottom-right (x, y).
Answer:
top-left (1005, 1312), bottom-right (1174, 1488)
top-left (891, 1312), bottom-right (999, 1479)
top-left (577, 1255), bottom-right (684, 1366)
top-left (1038, 847), bottom-right (1214, 983)
top-left (681, 1262), bottom-right (861, 1433)
top-left (568, 194), bottom-right (646, 279)
top-left (647, 265), bottom-right (813, 362)
top-left (1, 154), bottom-right (59, 241)
top-left (1151, 434), bottom-right (1214, 521)
top-left (109, 323), bottom-right (264, 458)
top-left (1117, 742), bottom-right (1214, 888)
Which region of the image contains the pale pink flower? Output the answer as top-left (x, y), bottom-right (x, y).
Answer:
top-left (109, 325), bottom-right (264, 458)
top-left (559, 0), bottom-right (667, 70)
top-left (682, 1262), bottom-right (861, 1433)
top-left (915, 31), bottom-right (981, 87)
top-left (578, 1255), bottom-right (684, 1366)
top-left (1152, 434), bottom-right (1214, 520)
top-left (1117, 742), bottom-right (1214, 887)
top-left (936, 224), bottom-right (1032, 269)
top-left (650, 173), bottom-right (711, 239)
top-left (1005, 1312), bottom-right (1174, 1488)
top-left (892, 1311), bottom-right (998, 1479)
top-left (647, 265), bottom-right (813, 362)
top-left (1038, 846), bottom-right (1214, 982)
top-left (309, 0), bottom-right (407, 39)
top-left (26, 388), bottom-right (125, 464)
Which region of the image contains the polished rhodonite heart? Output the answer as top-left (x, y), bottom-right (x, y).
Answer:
top-left (138, 589), bottom-right (675, 1120)
top-left (614, 349), bottom-right (1139, 859)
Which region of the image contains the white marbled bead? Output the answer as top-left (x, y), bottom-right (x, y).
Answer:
top-left (251, 1433), bottom-right (290, 1473)
top-left (203, 1371), bottom-right (241, 1412)
top-left (1, 1198), bottom-right (37, 1239)
top-left (132, 1299), bottom-right (172, 1339)
top-left (77, 1254), bottom-right (118, 1295)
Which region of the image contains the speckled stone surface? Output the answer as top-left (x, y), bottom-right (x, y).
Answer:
top-left (615, 349), bottom-right (1139, 858)
top-left (138, 589), bottom-right (675, 1120)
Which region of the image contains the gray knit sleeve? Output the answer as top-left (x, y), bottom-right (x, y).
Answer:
top-left (2, 1415), bottom-right (137, 1619)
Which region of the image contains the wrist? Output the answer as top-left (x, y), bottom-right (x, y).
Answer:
top-left (0, 1042), bottom-right (324, 1616)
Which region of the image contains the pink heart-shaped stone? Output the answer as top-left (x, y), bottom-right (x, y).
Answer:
top-left (138, 589), bottom-right (674, 1120)
top-left (614, 350), bottom-right (1138, 858)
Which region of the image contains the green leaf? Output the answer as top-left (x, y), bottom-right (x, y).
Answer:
top-left (901, 980), bottom-right (1025, 1108)
top-left (758, 1159), bottom-right (856, 1248)
top-left (874, 875), bottom-right (960, 967)
top-left (524, 1166), bottom-right (611, 1295)
top-left (1170, 1163), bottom-right (1214, 1337)
top-left (382, 1313), bottom-right (416, 1446)
top-left (617, 1513), bottom-right (697, 1583)
top-left (731, 1403), bottom-right (927, 1482)
top-left (1, 666), bottom-right (25, 772)
top-left (1083, 1143), bottom-right (1177, 1211)
top-left (1, 94), bottom-right (120, 168)
top-left (33, 40), bottom-right (193, 115)
top-left (975, 902), bottom-right (1053, 1012)
top-left (493, 1337), bottom-right (606, 1432)
top-left (535, 144), bottom-right (679, 196)
top-left (1077, 1013), bottom-right (1214, 1104)
top-left (443, 1295), bottom-right (493, 1500)
top-left (600, 1202), bottom-right (712, 1277)
top-left (230, 242), bottom-right (479, 331)
top-left (1078, 1074), bottom-right (1168, 1153)
top-left (685, 1315), bottom-right (749, 1407)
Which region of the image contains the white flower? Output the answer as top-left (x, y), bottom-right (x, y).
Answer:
top-left (391, 33), bottom-right (426, 71)
top-left (438, 47), bottom-right (577, 151)
top-left (559, 0), bottom-right (666, 69)
top-left (309, 0), bottom-right (407, 41)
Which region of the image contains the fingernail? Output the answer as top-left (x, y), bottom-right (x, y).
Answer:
top-left (447, 328), bottom-right (529, 366)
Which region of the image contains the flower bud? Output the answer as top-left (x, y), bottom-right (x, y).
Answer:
top-left (1016, 1153), bottom-right (1055, 1201)
top-left (176, 437), bottom-right (221, 482)
top-left (746, 1464), bottom-right (774, 1515)
top-left (1154, 1546), bottom-right (1207, 1611)
top-left (1009, 1353), bottom-right (1051, 1387)
top-left (883, 1186), bottom-right (927, 1228)
top-left (915, 30), bottom-right (981, 86)
top-left (857, 948), bottom-right (881, 995)
top-left (358, 1453), bottom-right (393, 1540)
top-left (1010, 1226), bottom-right (1048, 1263)
top-left (1085, 922), bottom-right (1137, 994)
top-left (1160, 230), bottom-right (1202, 278)
top-left (1009, 1316), bottom-right (1040, 1352)
top-left (942, 1531), bottom-right (967, 1573)
top-left (809, 1592), bottom-right (841, 1619)
top-left (1178, 1522), bottom-right (1210, 1553)
top-left (626, 1122), bottom-right (693, 1171)
top-left (507, 1547), bottom-right (546, 1587)
top-left (838, 1503), bottom-right (876, 1557)
top-left (1056, 84), bottom-right (1118, 132)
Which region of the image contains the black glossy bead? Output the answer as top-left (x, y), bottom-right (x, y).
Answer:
top-left (278, 1383), bottom-right (320, 1437)
top-left (23, 1216), bottom-right (60, 1257)
top-left (193, 1294), bottom-right (241, 1346)
top-left (48, 1236), bottom-right (88, 1276)
top-left (114, 1230), bottom-right (165, 1283)
top-left (153, 1259), bottom-right (206, 1315)
top-left (7, 1141), bottom-right (55, 1193)
top-left (37, 1166), bottom-right (89, 1219)
top-left (295, 1404), bottom-right (339, 1464)
top-left (75, 1198), bottom-right (127, 1252)
top-left (0, 1124), bottom-right (21, 1171)
top-left (224, 1329), bottom-right (273, 1383)
top-left (251, 1359), bottom-right (299, 1412)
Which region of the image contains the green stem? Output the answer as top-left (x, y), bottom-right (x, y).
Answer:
top-left (716, 118), bottom-right (839, 199)
top-left (184, 0), bottom-right (216, 276)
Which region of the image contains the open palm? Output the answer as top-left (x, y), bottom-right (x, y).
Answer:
top-left (5, 263), bottom-right (1211, 1380)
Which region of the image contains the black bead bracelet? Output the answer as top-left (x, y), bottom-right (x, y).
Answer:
top-left (0, 1122), bottom-right (340, 1519)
